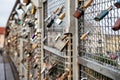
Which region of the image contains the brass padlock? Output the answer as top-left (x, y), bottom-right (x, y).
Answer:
top-left (31, 6), bottom-right (36, 14)
top-left (32, 43), bottom-right (38, 49)
top-left (80, 31), bottom-right (90, 40)
top-left (55, 12), bottom-right (65, 25)
top-left (59, 12), bottom-right (65, 20)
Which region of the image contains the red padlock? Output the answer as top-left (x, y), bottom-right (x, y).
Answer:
top-left (112, 18), bottom-right (120, 31)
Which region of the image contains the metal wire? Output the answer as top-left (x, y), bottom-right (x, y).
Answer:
top-left (44, 0), bottom-right (65, 47)
top-left (78, 0), bottom-right (120, 79)
top-left (80, 65), bottom-right (113, 80)
top-left (43, 0), bottom-right (66, 79)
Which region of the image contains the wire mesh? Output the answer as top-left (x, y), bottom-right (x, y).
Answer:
top-left (78, 0), bottom-right (120, 79)
top-left (44, 50), bottom-right (65, 79)
top-left (80, 65), bottom-right (113, 80)
top-left (44, 0), bottom-right (66, 48)
top-left (43, 1), bottom-right (67, 79)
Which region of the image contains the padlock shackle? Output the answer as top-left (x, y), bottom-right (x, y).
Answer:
top-left (83, 0), bottom-right (93, 8)
top-left (106, 6), bottom-right (113, 11)
top-left (53, 7), bottom-right (59, 14)
top-left (61, 35), bottom-right (68, 41)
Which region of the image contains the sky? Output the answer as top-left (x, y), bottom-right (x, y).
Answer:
top-left (0, 0), bottom-right (16, 27)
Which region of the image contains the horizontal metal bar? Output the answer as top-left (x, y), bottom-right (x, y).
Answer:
top-left (44, 45), bottom-right (65, 58)
top-left (78, 57), bottom-right (120, 80)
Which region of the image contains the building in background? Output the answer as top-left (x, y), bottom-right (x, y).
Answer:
top-left (0, 27), bottom-right (5, 48)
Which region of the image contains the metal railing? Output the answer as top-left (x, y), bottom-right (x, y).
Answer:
top-left (81, 53), bottom-right (118, 69)
top-left (80, 65), bottom-right (113, 80)
top-left (78, 0), bottom-right (120, 79)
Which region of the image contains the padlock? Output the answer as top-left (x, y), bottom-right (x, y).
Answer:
top-left (23, 33), bottom-right (28, 39)
top-left (26, 52), bottom-right (31, 57)
top-left (114, 0), bottom-right (120, 8)
top-left (53, 7), bottom-right (59, 14)
top-left (21, 58), bottom-right (26, 63)
top-left (47, 62), bottom-right (58, 75)
top-left (17, 3), bottom-right (22, 9)
top-left (59, 13), bottom-right (65, 20)
top-left (29, 74), bottom-right (33, 78)
top-left (34, 54), bottom-right (39, 59)
top-left (31, 31), bottom-right (38, 39)
top-left (23, 0), bottom-right (30, 5)
top-left (44, 15), bottom-right (51, 22)
top-left (34, 64), bottom-right (38, 68)
top-left (84, 0), bottom-right (93, 8)
top-left (31, 6), bottom-right (36, 14)
top-left (73, 0), bottom-right (93, 18)
top-left (32, 43), bottom-right (38, 49)
top-left (46, 18), bottom-right (54, 28)
top-left (27, 21), bottom-right (35, 27)
top-left (109, 54), bottom-right (117, 60)
top-left (55, 40), bottom-right (69, 51)
top-left (55, 35), bottom-right (69, 51)
top-left (73, 8), bottom-right (84, 19)
top-left (12, 11), bottom-right (18, 16)
top-left (32, 34), bottom-right (36, 39)
top-left (56, 5), bottom-right (64, 16)
top-left (81, 77), bottom-right (87, 80)
top-left (80, 31), bottom-right (90, 40)
top-left (60, 70), bottom-right (70, 80)
top-left (25, 50), bottom-right (31, 57)
top-left (55, 33), bottom-right (61, 41)
top-left (41, 63), bottom-right (47, 74)
top-left (78, 0), bottom-right (83, 5)
top-left (17, 19), bottom-right (23, 25)
top-left (43, 78), bottom-right (48, 80)
top-left (55, 13), bottom-right (65, 25)
top-left (112, 18), bottom-right (120, 31)
top-left (94, 6), bottom-right (112, 21)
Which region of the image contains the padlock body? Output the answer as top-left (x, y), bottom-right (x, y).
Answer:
top-left (112, 18), bottom-right (120, 31)
top-left (73, 8), bottom-right (84, 19)
top-left (114, 0), bottom-right (120, 8)
top-left (94, 10), bottom-right (108, 21)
